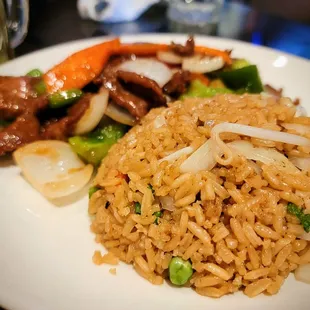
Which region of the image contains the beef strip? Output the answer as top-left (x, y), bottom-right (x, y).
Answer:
top-left (0, 76), bottom-right (48, 120)
top-left (117, 70), bottom-right (166, 106)
top-left (41, 93), bottom-right (92, 140)
top-left (0, 112), bottom-right (41, 155)
top-left (96, 60), bottom-right (149, 119)
top-left (170, 36), bottom-right (195, 57)
top-left (164, 70), bottom-right (192, 96)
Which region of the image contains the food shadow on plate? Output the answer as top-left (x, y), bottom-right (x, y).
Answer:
top-left (0, 154), bottom-right (15, 168)
top-left (49, 181), bottom-right (91, 207)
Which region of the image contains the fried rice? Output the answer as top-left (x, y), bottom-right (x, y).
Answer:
top-left (89, 94), bottom-right (310, 298)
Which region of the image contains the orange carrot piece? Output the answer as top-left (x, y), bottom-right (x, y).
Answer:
top-left (191, 73), bottom-right (210, 86)
top-left (194, 46), bottom-right (232, 65)
top-left (44, 38), bottom-right (121, 93)
top-left (116, 43), bottom-right (231, 64)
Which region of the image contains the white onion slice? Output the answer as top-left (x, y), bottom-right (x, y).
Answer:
top-left (74, 90), bottom-right (109, 135)
top-left (157, 50), bottom-right (182, 64)
top-left (289, 157), bottom-right (310, 172)
top-left (282, 123), bottom-right (310, 136)
top-left (159, 196), bottom-right (175, 211)
top-left (160, 146), bottom-right (194, 164)
top-left (211, 122), bottom-right (310, 166)
top-left (180, 139), bottom-right (222, 173)
top-left (182, 55), bottom-right (224, 73)
top-left (153, 115), bottom-right (166, 129)
top-left (212, 123), bottom-right (310, 147)
top-left (118, 58), bottom-right (173, 88)
top-left (228, 140), bottom-right (299, 173)
top-left (105, 102), bottom-right (136, 126)
top-left (295, 264), bottom-right (310, 284)
top-left (13, 141), bottom-right (93, 200)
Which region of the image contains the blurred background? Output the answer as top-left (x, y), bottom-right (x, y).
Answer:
top-left (5, 0), bottom-right (310, 59)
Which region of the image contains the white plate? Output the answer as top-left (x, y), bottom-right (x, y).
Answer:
top-left (0, 34), bottom-right (309, 310)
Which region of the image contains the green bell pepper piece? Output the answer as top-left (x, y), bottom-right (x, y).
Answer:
top-left (26, 69), bottom-right (43, 78)
top-left (49, 89), bottom-right (83, 109)
top-left (69, 124), bottom-right (127, 166)
top-left (218, 65), bottom-right (263, 94)
top-left (180, 79), bottom-right (233, 100)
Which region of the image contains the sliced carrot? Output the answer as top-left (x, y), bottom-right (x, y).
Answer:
top-left (114, 43), bottom-right (169, 56)
top-left (194, 46), bottom-right (232, 65)
top-left (115, 43), bottom-right (231, 64)
top-left (44, 38), bottom-right (121, 93)
top-left (43, 38), bottom-right (231, 93)
top-left (191, 73), bottom-right (210, 86)
top-left (117, 43), bottom-right (231, 64)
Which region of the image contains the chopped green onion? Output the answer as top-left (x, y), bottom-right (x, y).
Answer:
top-left (148, 184), bottom-right (155, 194)
top-left (153, 211), bottom-right (162, 225)
top-left (287, 202), bottom-right (310, 233)
top-left (135, 202), bottom-right (141, 214)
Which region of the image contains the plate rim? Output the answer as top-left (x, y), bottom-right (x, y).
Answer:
top-left (0, 33), bottom-right (309, 310)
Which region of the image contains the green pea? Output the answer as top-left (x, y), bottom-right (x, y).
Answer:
top-left (169, 257), bottom-right (193, 286)
top-left (26, 68), bottom-right (43, 77)
top-left (49, 89), bottom-right (83, 108)
top-left (89, 186), bottom-right (100, 198)
top-left (135, 202), bottom-right (141, 214)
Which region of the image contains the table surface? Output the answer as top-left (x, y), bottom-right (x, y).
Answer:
top-left (1, 1), bottom-right (310, 310)
top-left (15, 0), bottom-right (310, 60)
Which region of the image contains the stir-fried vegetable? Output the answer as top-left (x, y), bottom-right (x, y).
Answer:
top-left (287, 203), bottom-right (310, 233)
top-left (180, 79), bottom-right (233, 100)
top-left (44, 38), bottom-right (121, 93)
top-left (89, 186), bottom-right (99, 198)
top-left (148, 184), bottom-right (155, 194)
top-left (118, 59), bottom-right (173, 88)
top-left (13, 141), bottom-right (93, 199)
top-left (26, 68), bottom-right (43, 78)
top-left (118, 42), bottom-right (232, 64)
top-left (218, 65), bottom-right (263, 93)
top-left (49, 89), bottom-right (83, 108)
top-left (211, 122), bottom-right (310, 166)
top-left (182, 55), bottom-right (225, 74)
top-left (43, 38), bottom-right (232, 93)
top-left (69, 123), bottom-right (127, 166)
top-left (34, 80), bottom-right (47, 95)
top-left (74, 90), bottom-right (109, 135)
top-left (169, 257), bottom-right (193, 286)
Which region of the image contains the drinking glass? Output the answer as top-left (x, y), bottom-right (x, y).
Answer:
top-left (167, 0), bottom-right (224, 35)
top-left (0, 0), bottom-right (29, 63)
